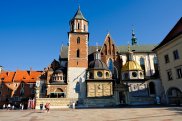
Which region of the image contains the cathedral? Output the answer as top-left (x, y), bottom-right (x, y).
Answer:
top-left (35, 7), bottom-right (162, 108)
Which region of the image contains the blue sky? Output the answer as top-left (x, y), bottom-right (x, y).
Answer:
top-left (0, 0), bottom-right (181, 71)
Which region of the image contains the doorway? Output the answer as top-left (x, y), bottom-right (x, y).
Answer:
top-left (119, 92), bottom-right (126, 104)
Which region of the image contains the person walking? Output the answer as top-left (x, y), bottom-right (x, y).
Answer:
top-left (21, 104), bottom-right (24, 110)
top-left (45, 103), bottom-right (50, 113)
top-left (12, 105), bottom-right (14, 110)
top-left (7, 104), bottom-right (11, 110)
top-left (40, 103), bottom-right (43, 111)
top-left (20, 103), bottom-right (22, 110)
top-left (3, 104), bottom-right (6, 110)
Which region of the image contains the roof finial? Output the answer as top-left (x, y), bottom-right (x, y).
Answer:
top-left (78, 4), bottom-right (80, 10)
top-left (95, 42), bottom-right (101, 60)
top-left (128, 43), bottom-right (131, 52)
top-left (131, 25), bottom-right (137, 46)
top-left (96, 42), bottom-right (99, 52)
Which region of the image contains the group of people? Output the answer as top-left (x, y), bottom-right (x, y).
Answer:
top-left (40, 102), bottom-right (50, 112)
top-left (3, 103), bottom-right (24, 110)
top-left (3, 104), bottom-right (13, 110)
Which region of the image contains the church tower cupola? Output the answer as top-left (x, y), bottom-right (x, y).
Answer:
top-left (69, 6), bottom-right (88, 33)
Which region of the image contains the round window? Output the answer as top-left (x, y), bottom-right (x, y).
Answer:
top-left (97, 71), bottom-right (103, 77)
top-left (132, 72), bottom-right (137, 77)
top-left (106, 72), bottom-right (110, 77)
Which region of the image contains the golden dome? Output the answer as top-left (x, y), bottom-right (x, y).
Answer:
top-left (122, 60), bottom-right (142, 71)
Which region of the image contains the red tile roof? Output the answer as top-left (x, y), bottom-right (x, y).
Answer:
top-left (0, 70), bottom-right (42, 83)
top-left (0, 72), bottom-right (15, 83)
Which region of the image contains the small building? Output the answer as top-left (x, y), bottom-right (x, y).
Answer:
top-left (0, 70), bottom-right (41, 107)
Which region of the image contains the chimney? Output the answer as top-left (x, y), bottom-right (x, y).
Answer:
top-left (0, 66), bottom-right (3, 73)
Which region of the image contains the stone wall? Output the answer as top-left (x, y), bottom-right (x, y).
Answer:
top-left (129, 97), bottom-right (155, 105)
top-left (35, 98), bottom-right (77, 109)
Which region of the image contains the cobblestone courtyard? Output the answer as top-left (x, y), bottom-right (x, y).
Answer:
top-left (0, 106), bottom-right (181, 121)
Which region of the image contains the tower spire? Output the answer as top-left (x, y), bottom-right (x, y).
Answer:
top-left (127, 44), bottom-right (134, 61)
top-left (95, 42), bottom-right (101, 60)
top-left (131, 26), bottom-right (137, 45)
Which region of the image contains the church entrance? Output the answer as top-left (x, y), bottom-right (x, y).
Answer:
top-left (119, 91), bottom-right (126, 104)
top-left (50, 88), bottom-right (66, 98)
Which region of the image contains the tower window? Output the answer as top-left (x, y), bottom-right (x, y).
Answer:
top-left (77, 49), bottom-right (80, 58)
top-left (78, 23), bottom-right (80, 29)
top-left (77, 37), bottom-right (80, 44)
top-left (84, 25), bottom-right (86, 31)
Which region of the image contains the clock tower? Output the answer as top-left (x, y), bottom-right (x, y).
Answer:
top-left (67, 6), bottom-right (89, 99)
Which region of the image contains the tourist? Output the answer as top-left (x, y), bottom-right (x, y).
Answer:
top-left (12, 105), bottom-right (15, 110)
top-left (45, 103), bottom-right (50, 113)
top-left (40, 103), bottom-right (43, 111)
top-left (72, 101), bottom-right (75, 109)
top-left (20, 103), bottom-right (22, 110)
top-left (7, 104), bottom-right (11, 110)
top-left (21, 104), bottom-right (24, 110)
top-left (3, 104), bottom-right (6, 109)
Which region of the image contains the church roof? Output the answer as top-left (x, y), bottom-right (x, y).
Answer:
top-left (71, 7), bottom-right (87, 21)
top-left (118, 45), bottom-right (157, 53)
top-left (60, 45), bottom-right (156, 59)
top-left (121, 60), bottom-right (142, 71)
top-left (89, 59), bottom-right (108, 70)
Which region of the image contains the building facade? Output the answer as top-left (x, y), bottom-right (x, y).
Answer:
top-left (0, 70), bottom-right (41, 108)
top-left (153, 17), bottom-right (182, 105)
top-left (35, 7), bottom-right (162, 108)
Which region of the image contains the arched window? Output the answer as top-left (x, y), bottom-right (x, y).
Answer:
top-left (108, 58), bottom-right (114, 73)
top-left (77, 37), bottom-right (80, 44)
top-left (104, 44), bottom-right (107, 55)
top-left (140, 57), bottom-right (146, 75)
top-left (108, 37), bottom-right (111, 55)
top-left (20, 89), bottom-right (24, 96)
top-left (84, 25), bottom-right (86, 31)
top-left (77, 49), bottom-right (80, 58)
top-left (71, 23), bottom-right (74, 31)
top-left (167, 87), bottom-right (182, 97)
top-left (78, 23), bottom-right (80, 29)
top-left (112, 44), bottom-right (115, 55)
top-left (149, 82), bottom-right (155, 95)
